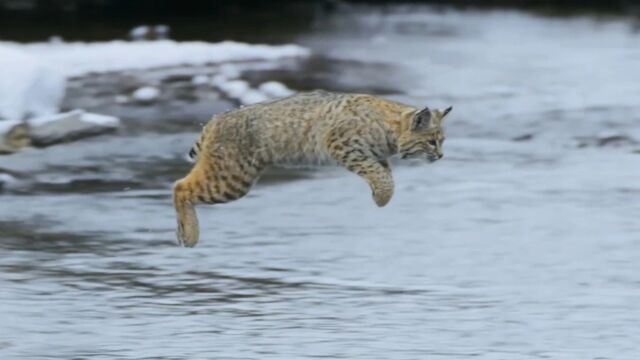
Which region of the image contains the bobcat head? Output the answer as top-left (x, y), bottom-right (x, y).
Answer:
top-left (398, 106), bottom-right (451, 162)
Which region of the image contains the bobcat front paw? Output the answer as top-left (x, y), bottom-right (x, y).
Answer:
top-left (372, 188), bottom-right (393, 207)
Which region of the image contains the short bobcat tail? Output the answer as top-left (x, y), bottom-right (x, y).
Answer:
top-left (188, 123), bottom-right (211, 163)
top-left (187, 139), bottom-right (201, 163)
top-left (173, 178), bottom-right (200, 247)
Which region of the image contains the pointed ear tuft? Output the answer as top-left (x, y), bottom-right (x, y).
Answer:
top-left (442, 106), bottom-right (452, 118)
top-left (411, 107), bottom-right (432, 131)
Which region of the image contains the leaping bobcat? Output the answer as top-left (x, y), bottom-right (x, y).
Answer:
top-left (173, 91), bottom-right (452, 247)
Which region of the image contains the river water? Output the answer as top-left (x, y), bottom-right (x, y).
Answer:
top-left (1, 5), bottom-right (640, 359)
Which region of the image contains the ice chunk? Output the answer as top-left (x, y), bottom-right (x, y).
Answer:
top-left (154, 25), bottom-right (170, 38)
top-left (48, 36), bottom-right (64, 44)
top-left (129, 25), bottom-right (171, 41)
top-left (218, 64), bottom-right (241, 79)
top-left (258, 81), bottom-right (294, 98)
top-left (239, 90), bottom-right (270, 105)
top-left (28, 110), bottom-right (82, 126)
top-left (129, 25), bottom-right (150, 40)
top-left (132, 86), bottom-right (160, 103)
top-left (191, 74), bottom-right (210, 86)
top-left (217, 80), bottom-right (250, 99)
top-left (0, 173), bottom-right (17, 184)
top-left (28, 109), bottom-right (120, 147)
top-left (81, 112), bottom-right (120, 127)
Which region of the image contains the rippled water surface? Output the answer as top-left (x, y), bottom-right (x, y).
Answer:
top-left (2, 6), bottom-right (640, 359)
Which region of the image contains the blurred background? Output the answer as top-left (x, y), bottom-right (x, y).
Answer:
top-left (1, 1), bottom-right (639, 359)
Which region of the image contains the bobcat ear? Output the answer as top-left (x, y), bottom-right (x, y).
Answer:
top-left (411, 107), bottom-right (432, 131)
top-left (442, 106), bottom-right (452, 119)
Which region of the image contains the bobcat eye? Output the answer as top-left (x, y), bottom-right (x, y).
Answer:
top-left (428, 140), bottom-right (438, 147)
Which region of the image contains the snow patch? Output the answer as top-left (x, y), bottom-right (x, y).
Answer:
top-left (28, 109), bottom-right (119, 128)
top-left (213, 76), bottom-right (295, 106)
top-left (129, 25), bottom-right (170, 41)
top-left (81, 112), bottom-right (120, 127)
top-left (212, 78), bottom-right (267, 105)
top-left (130, 26), bottom-right (150, 40)
top-left (28, 110), bottom-right (80, 126)
top-left (0, 46), bottom-right (66, 121)
top-left (48, 36), bottom-right (64, 44)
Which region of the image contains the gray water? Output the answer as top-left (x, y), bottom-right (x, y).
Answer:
top-left (2, 5), bottom-right (640, 359)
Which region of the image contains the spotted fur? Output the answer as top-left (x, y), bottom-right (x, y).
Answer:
top-left (174, 91), bottom-right (452, 247)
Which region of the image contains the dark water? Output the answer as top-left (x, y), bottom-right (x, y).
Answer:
top-left (1, 5), bottom-right (640, 359)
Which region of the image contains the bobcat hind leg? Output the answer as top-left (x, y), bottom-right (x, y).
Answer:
top-left (173, 156), bottom-right (261, 247)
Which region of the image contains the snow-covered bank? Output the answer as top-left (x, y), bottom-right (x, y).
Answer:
top-left (2, 40), bottom-right (310, 77)
top-left (0, 40), bottom-right (308, 117)
top-left (0, 39), bottom-right (309, 153)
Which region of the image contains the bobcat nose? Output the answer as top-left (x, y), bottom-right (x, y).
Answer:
top-left (437, 154), bottom-right (443, 159)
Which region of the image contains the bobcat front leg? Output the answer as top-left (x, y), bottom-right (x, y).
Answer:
top-left (349, 159), bottom-right (394, 207)
top-left (326, 119), bottom-right (395, 207)
top-left (332, 150), bottom-right (395, 207)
